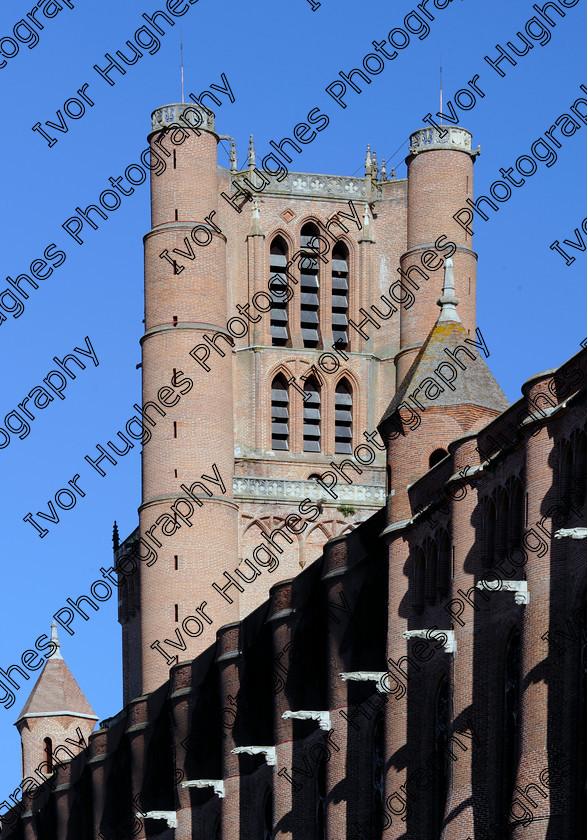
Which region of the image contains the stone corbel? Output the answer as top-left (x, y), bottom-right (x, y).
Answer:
top-left (476, 580), bottom-right (529, 605)
top-left (181, 779), bottom-right (225, 798)
top-left (339, 671), bottom-right (390, 693)
top-left (231, 746), bottom-right (277, 766)
top-left (403, 629), bottom-right (457, 654)
top-left (555, 528), bottom-right (587, 540)
top-left (136, 811), bottom-right (178, 829)
top-left (282, 710), bottom-right (332, 731)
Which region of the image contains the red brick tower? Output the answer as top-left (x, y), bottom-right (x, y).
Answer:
top-left (397, 126), bottom-right (480, 384)
top-left (131, 103), bottom-right (238, 697)
top-left (15, 623), bottom-right (98, 784)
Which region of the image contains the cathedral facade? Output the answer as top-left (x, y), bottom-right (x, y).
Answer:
top-left (4, 101), bottom-right (587, 840)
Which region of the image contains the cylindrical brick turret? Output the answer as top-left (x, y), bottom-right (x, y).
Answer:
top-left (137, 103), bottom-right (238, 696)
top-left (397, 126), bottom-right (479, 383)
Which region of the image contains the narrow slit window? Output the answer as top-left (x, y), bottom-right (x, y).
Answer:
top-left (173, 149), bottom-right (177, 169)
top-left (332, 242), bottom-right (349, 349)
top-left (269, 237), bottom-right (289, 346)
top-left (300, 223), bottom-right (320, 348)
top-left (174, 555), bottom-right (178, 570)
top-left (173, 421), bottom-right (177, 439)
top-left (175, 604), bottom-right (179, 622)
top-left (334, 379), bottom-right (352, 454)
top-left (44, 737), bottom-right (53, 774)
top-left (271, 375), bottom-right (289, 451)
top-left (175, 209), bottom-right (178, 221)
top-left (303, 378), bottom-right (321, 453)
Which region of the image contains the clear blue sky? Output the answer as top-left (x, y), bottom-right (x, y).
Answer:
top-left (0, 0), bottom-right (585, 799)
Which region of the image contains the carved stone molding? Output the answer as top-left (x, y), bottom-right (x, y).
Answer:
top-left (137, 811), bottom-right (178, 829)
top-left (282, 710), bottom-right (332, 731)
top-left (555, 528), bottom-right (587, 540)
top-left (231, 746), bottom-right (277, 766)
top-left (233, 476), bottom-right (385, 506)
top-left (232, 171), bottom-right (382, 201)
top-left (339, 671), bottom-right (390, 693)
top-left (409, 126), bottom-right (476, 156)
top-left (403, 629), bottom-right (457, 654)
top-left (181, 779), bottom-right (225, 798)
top-left (151, 102), bottom-right (215, 133)
top-left (476, 580), bottom-right (530, 605)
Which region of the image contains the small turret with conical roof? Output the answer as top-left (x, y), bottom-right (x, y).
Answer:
top-left (15, 623), bottom-right (98, 783)
top-left (379, 259), bottom-right (509, 524)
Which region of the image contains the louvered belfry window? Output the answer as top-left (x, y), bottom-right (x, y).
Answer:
top-left (303, 378), bottom-right (321, 452)
top-left (334, 379), bottom-right (352, 454)
top-left (300, 223), bottom-right (320, 348)
top-left (332, 241), bottom-right (349, 348)
top-left (270, 237), bottom-right (289, 346)
top-left (271, 375), bottom-right (289, 451)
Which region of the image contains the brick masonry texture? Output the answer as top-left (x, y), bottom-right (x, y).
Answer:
top-left (8, 106), bottom-right (587, 840)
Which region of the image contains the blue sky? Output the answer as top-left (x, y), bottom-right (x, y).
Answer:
top-left (0, 0), bottom-right (585, 799)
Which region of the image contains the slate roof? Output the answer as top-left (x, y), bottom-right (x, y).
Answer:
top-left (379, 319), bottom-right (510, 429)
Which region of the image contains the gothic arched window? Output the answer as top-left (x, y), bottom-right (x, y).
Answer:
top-left (432, 678), bottom-right (449, 839)
top-left (303, 378), bottom-right (321, 453)
top-left (558, 438), bottom-right (576, 518)
top-left (334, 380), bottom-right (353, 454)
top-left (332, 242), bottom-right (349, 349)
top-left (271, 375), bottom-right (289, 451)
top-left (503, 630), bottom-right (521, 820)
top-left (508, 479), bottom-right (524, 552)
top-left (413, 547), bottom-right (426, 614)
top-left (270, 237), bottom-right (289, 347)
top-left (426, 540), bottom-right (438, 604)
top-left (437, 531), bottom-right (451, 599)
top-left (495, 488), bottom-right (509, 565)
top-left (484, 496), bottom-right (497, 569)
top-left (300, 223), bottom-right (320, 348)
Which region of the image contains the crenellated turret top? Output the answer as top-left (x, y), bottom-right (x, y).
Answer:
top-left (151, 101), bottom-right (215, 134)
top-left (408, 125), bottom-right (479, 158)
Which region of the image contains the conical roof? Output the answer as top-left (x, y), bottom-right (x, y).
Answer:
top-left (379, 260), bottom-right (509, 429)
top-left (16, 623), bottom-right (97, 725)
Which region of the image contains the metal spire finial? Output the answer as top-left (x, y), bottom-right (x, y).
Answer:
top-left (50, 621), bottom-right (63, 659)
top-left (180, 32), bottom-right (184, 104)
top-left (437, 258), bottom-right (461, 323)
